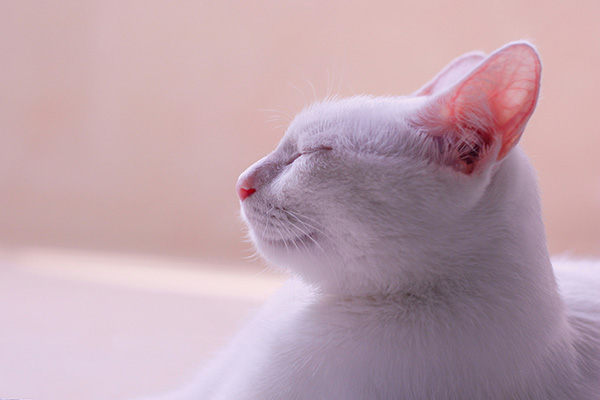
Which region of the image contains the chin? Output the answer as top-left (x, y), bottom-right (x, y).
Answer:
top-left (255, 239), bottom-right (302, 267)
top-left (253, 237), bottom-right (324, 274)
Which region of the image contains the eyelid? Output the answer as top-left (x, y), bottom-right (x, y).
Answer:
top-left (285, 146), bottom-right (333, 166)
top-left (300, 145), bottom-right (333, 155)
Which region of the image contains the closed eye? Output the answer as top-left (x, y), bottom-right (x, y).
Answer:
top-left (300, 145), bottom-right (333, 155)
top-left (285, 146), bottom-right (333, 166)
top-left (286, 153), bottom-right (302, 165)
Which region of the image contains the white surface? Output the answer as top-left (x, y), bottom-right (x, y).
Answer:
top-left (0, 248), bottom-right (284, 400)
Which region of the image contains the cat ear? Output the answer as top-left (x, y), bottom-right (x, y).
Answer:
top-left (414, 42), bottom-right (541, 173)
top-left (412, 51), bottom-right (486, 96)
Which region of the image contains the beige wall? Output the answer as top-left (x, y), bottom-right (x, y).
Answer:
top-left (1, 1), bottom-right (599, 263)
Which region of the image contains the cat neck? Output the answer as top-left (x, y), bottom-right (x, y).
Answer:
top-left (316, 149), bottom-right (562, 318)
top-left (306, 151), bottom-right (573, 372)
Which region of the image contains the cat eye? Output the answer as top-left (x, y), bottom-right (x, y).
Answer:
top-left (285, 146), bottom-right (332, 166)
top-left (299, 145), bottom-right (333, 155)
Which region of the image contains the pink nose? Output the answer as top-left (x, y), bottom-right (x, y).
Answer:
top-left (236, 177), bottom-right (256, 201)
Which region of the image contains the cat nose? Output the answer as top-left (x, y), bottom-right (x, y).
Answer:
top-left (236, 176), bottom-right (256, 201)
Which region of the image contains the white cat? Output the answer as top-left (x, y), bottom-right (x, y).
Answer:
top-left (153, 42), bottom-right (600, 399)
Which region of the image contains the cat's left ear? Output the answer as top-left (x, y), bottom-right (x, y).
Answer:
top-left (412, 51), bottom-right (486, 96)
top-left (414, 42), bottom-right (541, 173)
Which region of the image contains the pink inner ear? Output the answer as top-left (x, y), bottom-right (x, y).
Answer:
top-left (440, 43), bottom-right (541, 161)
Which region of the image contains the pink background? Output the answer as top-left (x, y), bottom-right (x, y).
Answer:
top-left (1, 2), bottom-right (599, 399)
top-left (1, 1), bottom-right (599, 263)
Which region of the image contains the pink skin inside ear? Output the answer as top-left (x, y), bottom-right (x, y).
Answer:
top-left (443, 44), bottom-right (541, 161)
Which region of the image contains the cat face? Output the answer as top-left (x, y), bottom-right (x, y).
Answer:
top-left (237, 43), bottom-right (541, 292)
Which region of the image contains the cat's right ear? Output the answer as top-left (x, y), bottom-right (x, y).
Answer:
top-left (412, 51), bottom-right (486, 97)
top-left (412, 42), bottom-right (541, 174)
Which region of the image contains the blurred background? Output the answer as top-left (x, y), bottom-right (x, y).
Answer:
top-left (0, 1), bottom-right (599, 399)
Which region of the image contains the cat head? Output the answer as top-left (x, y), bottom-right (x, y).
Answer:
top-left (237, 42), bottom-right (541, 294)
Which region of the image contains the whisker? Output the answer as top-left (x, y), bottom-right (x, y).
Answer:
top-left (283, 209), bottom-right (336, 243)
top-left (336, 60), bottom-right (346, 98)
top-left (257, 206), bottom-right (275, 230)
top-left (260, 107), bottom-right (295, 123)
top-left (304, 78), bottom-right (318, 104)
top-left (289, 219), bottom-right (326, 254)
top-left (288, 82), bottom-right (309, 109)
top-left (249, 263), bottom-right (281, 279)
top-left (281, 209), bottom-right (327, 254)
top-left (279, 218), bottom-right (302, 253)
top-left (326, 67), bottom-right (333, 99)
top-left (287, 214), bottom-right (327, 241)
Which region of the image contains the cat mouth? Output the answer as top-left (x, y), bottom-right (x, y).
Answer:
top-left (243, 204), bottom-right (321, 252)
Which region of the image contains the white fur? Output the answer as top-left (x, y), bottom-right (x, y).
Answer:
top-left (147, 43), bottom-right (600, 399)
